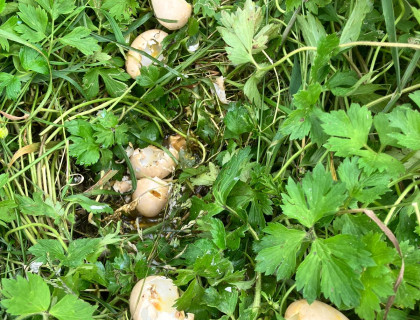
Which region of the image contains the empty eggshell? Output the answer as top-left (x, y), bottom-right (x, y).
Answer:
top-left (132, 177), bottom-right (170, 217)
top-left (152, 0), bottom-right (192, 30)
top-left (284, 300), bottom-right (349, 320)
top-left (130, 276), bottom-right (194, 320)
top-left (130, 146), bottom-right (178, 179)
top-left (126, 29), bottom-right (168, 79)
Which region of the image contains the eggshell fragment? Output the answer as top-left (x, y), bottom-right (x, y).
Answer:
top-left (130, 146), bottom-right (178, 179)
top-left (284, 300), bottom-right (349, 320)
top-left (113, 177), bottom-right (133, 193)
top-left (129, 275), bottom-right (195, 320)
top-left (152, 0), bottom-right (192, 30)
top-left (132, 177), bottom-right (170, 217)
top-left (126, 29), bottom-right (168, 79)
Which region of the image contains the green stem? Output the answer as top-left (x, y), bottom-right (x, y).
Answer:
top-left (5, 223), bottom-right (69, 251)
top-left (384, 180), bottom-right (420, 225)
top-left (273, 142), bottom-right (313, 181)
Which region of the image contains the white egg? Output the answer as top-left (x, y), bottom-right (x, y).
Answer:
top-left (284, 300), bottom-right (349, 320)
top-left (130, 276), bottom-right (195, 320)
top-left (152, 0), bottom-right (192, 30)
top-left (126, 29), bottom-right (168, 79)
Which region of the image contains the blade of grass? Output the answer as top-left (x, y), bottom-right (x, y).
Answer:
top-left (381, 0), bottom-right (401, 91)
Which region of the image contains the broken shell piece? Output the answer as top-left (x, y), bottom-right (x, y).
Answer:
top-left (130, 146), bottom-right (178, 179)
top-left (212, 76), bottom-right (229, 104)
top-left (132, 177), bottom-right (170, 217)
top-left (167, 135), bottom-right (186, 152)
top-left (126, 29), bottom-right (168, 79)
top-left (152, 0), bottom-right (192, 30)
top-left (113, 176), bottom-right (133, 193)
top-left (130, 276), bottom-right (194, 320)
top-left (284, 300), bottom-right (349, 320)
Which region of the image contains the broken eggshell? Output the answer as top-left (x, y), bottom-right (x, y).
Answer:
top-left (152, 0), bottom-right (192, 30)
top-left (112, 176), bottom-right (132, 193)
top-left (132, 177), bottom-right (170, 217)
top-left (284, 300), bottom-right (349, 320)
top-left (130, 276), bottom-right (194, 320)
top-left (130, 145), bottom-right (178, 180)
top-left (126, 29), bottom-right (168, 79)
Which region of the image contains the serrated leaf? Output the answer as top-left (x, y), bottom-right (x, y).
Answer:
top-left (355, 233), bottom-right (396, 320)
top-left (15, 192), bottom-right (63, 221)
top-left (15, 4), bottom-right (48, 42)
top-left (64, 238), bottom-right (101, 268)
top-left (387, 105), bottom-right (420, 150)
top-left (281, 163), bottom-right (347, 228)
top-left (337, 157), bottom-right (391, 204)
top-left (1, 273), bottom-right (51, 316)
top-left (136, 65), bottom-right (160, 87)
top-left (255, 223), bottom-right (306, 280)
top-left (102, 0), bottom-right (140, 21)
top-left (320, 103), bottom-right (372, 156)
top-left (224, 103), bottom-right (253, 138)
top-left (59, 27), bottom-right (100, 56)
top-left (83, 68), bottom-right (129, 99)
top-left (0, 72), bottom-right (21, 100)
top-left (203, 286), bottom-right (238, 316)
top-left (373, 113), bottom-right (400, 148)
top-left (19, 46), bottom-right (49, 75)
top-left (281, 83), bottom-right (322, 140)
top-left (296, 236), bottom-right (372, 308)
top-left (409, 90), bottom-right (420, 107)
top-left (66, 120), bottom-right (100, 166)
top-left (28, 239), bottom-right (66, 264)
top-left (194, 0), bottom-right (220, 17)
top-left (35, 0), bottom-right (75, 20)
top-left (311, 34), bottom-right (339, 83)
top-left (49, 294), bottom-right (96, 320)
top-left (217, 0), bottom-right (277, 65)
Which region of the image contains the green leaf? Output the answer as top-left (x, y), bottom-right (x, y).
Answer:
top-left (83, 68), bottom-right (129, 99)
top-left (203, 286), bottom-right (238, 317)
top-left (281, 163), bottom-right (347, 228)
top-left (356, 233), bottom-right (396, 320)
top-left (373, 113), bottom-right (400, 148)
top-left (197, 216), bottom-right (227, 250)
top-left (65, 194), bottom-right (113, 215)
top-left (340, 0), bottom-right (373, 45)
top-left (35, 0), bottom-right (76, 20)
top-left (0, 173), bottom-right (8, 188)
top-left (213, 147), bottom-right (252, 205)
top-left (174, 278), bottom-right (204, 310)
top-left (320, 103), bottom-right (372, 156)
top-left (286, 0), bottom-right (301, 12)
top-left (387, 105), bottom-right (420, 150)
top-left (281, 83), bottom-right (322, 140)
top-left (337, 157), bottom-right (391, 204)
top-left (15, 4), bottom-right (48, 42)
top-left (64, 238), bottom-right (101, 268)
top-left (194, 0), bottom-right (220, 17)
top-left (217, 0), bottom-right (277, 65)
top-left (28, 239), bottom-right (66, 264)
top-left (0, 72), bottom-right (21, 100)
top-left (66, 120), bottom-right (100, 166)
top-left (102, 0), bottom-right (140, 21)
top-left (224, 103), bottom-right (253, 139)
top-left (15, 192), bottom-right (63, 221)
top-left (19, 46), bottom-right (49, 75)
top-left (311, 34), bottom-right (339, 83)
top-left (297, 13), bottom-right (327, 49)
top-left (409, 90), bottom-right (420, 107)
top-left (136, 65), bottom-right (160, 87)
top-left (255, 223), bottom-right (306, 280)
top-left (0, 0), bottom-right (5, 14)
top-left (59, 27), bottom-right (100, 56)
top-left (49, 295), bottom-right (96, 320)
top-left (296, 235), bottom-right (373, 308)
top-left (0, 200), bottom-right (17, 225)
top-left (1, 273), bottom-right (51, 316)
